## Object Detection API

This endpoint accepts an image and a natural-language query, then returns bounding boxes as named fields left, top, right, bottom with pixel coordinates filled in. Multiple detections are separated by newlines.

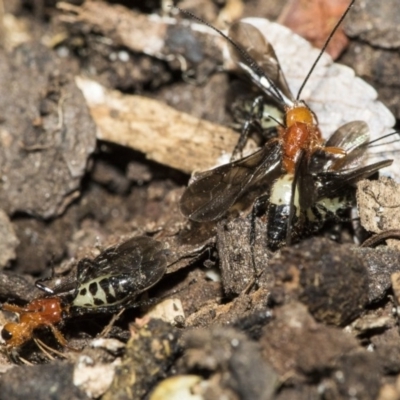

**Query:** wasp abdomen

left=73, top=274, right=134, bottom=308
left=267, top=174, right=300, bottom=247
left=308, top=195, right=352, bottom=225
left=267, top=203, right=292, bottom=248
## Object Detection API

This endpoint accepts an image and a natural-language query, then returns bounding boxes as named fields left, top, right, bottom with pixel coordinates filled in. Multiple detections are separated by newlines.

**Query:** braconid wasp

left=1, top=236, right=167, bottom=349
left=179, top=0, right=395, bottom=249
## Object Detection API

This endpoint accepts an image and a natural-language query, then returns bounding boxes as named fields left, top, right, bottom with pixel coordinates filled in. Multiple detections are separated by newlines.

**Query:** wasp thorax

left=286, top=106, right=314, bottom=127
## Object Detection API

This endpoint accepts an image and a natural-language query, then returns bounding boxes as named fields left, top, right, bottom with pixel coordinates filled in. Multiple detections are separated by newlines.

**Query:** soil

left=1, top=1, right=400, bottom=399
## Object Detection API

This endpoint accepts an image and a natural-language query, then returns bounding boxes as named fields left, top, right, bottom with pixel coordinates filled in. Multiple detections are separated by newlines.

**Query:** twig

left=361, top=229, right=400, bottom=248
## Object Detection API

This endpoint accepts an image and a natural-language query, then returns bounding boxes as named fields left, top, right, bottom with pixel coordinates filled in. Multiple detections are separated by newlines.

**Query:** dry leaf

left=278, top=0, right=351, bottom=59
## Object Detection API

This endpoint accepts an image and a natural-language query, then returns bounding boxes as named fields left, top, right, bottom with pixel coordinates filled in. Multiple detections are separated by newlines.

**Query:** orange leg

left=324, top=146, right=346, bottom=156
left=47, top=324, right=68, bottom=347
left=2, top=303, right=29, bottom=314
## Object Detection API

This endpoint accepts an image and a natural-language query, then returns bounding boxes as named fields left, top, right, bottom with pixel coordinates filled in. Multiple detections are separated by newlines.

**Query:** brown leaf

left=278, top=0, right=351, bottom=59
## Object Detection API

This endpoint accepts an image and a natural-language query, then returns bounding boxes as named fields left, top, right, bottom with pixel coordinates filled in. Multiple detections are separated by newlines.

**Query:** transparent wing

left=180, top=140, right=282, bottom=221
left=228, top=21, right=294, bottom=106
left=315, top=160, right=393, bottom=200
left=85, top=236, right=167, bottom=291
left=325, top=121, right=369, bottom=150
left=309, top=121, right=370, bottom=173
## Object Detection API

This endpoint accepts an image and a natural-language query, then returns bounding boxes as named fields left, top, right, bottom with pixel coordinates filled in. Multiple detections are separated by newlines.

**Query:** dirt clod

left=268, top=238, right=369, bottom=326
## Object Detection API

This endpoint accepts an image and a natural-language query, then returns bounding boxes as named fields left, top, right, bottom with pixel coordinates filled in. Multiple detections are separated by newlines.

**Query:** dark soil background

left=1, top=0, right=400, bottom=399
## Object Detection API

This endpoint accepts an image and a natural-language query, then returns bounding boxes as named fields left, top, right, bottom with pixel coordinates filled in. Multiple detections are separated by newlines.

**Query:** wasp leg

left=47, top=324, right=68, bottom=348
left=231, top=95, right=265, bottom=161
left=324, top=146, right=346, bottom=156
left=2, top=303, right=29, bottom=314
left=35, top=280, right=55, bottom=295
left=100, top=308, right=125, bottom=338
left=35, top=260, right=60, bottom=294
left=47, top=324, right=80, bottom=352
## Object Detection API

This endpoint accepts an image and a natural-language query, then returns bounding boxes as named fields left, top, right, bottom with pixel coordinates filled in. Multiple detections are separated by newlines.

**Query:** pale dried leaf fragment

left=73, top=355, right=120, bottom=398
left=357, top=177, right=400, bottom=250
left=75, top=77, right=254, bottom=174
left=145, top=298, right=185, bottom=325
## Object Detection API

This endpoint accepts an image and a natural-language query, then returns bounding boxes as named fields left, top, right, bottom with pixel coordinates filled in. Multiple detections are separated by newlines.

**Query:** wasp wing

left=309, top=121, right=370, bottom=173
left=86, top=236, right=167, bottom=292
left=315, top=160, right=393, bottom=200
left=180, top=140, right=282, bottom=221
left=325, top=121, right=369, bottom=151
left=228, top=21, right=294, bottom=106
left=307, top=120, right=393, bottom=198
left=325, top=121, right=371, bottom=170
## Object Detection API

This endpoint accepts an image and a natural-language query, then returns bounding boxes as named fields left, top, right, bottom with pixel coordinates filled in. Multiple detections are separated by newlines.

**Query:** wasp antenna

left=174, top=6, right=285, bottom=103
left=35, top=281, right=55, bottom=295
left=15, top=354, right=33, bottom=365
left=366, top=131, right=400, bottom=148
left=268, top=114, right=285, bottom=128
left=33, top=338, right=56, bottom=360
left=296, top=0, right=356, bottom=100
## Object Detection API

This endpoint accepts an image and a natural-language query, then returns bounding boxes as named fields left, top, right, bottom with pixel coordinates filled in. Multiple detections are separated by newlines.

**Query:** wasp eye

left=1, top=328, right=12, bottom=341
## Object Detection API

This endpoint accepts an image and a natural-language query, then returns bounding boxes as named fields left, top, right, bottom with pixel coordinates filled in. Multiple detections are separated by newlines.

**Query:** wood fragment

left=75, top=77, right=252, bottom=174
left=57, top=1, right=222, bottom=63
left=216, top=218, right=269, bottom=297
